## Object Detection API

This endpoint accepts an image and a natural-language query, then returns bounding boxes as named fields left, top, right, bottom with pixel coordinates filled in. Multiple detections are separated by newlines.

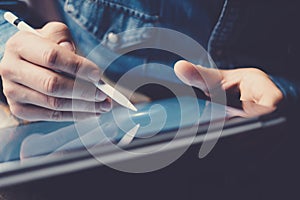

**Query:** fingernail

left=59, top=41, right=76, bottom=52
left=95, top=90, right=107, bottom=101
left=88, top=69, right=101, bottom=83
left=97, top=79, right=105, bottom=85
left=101, top=100, right=112, bottom=112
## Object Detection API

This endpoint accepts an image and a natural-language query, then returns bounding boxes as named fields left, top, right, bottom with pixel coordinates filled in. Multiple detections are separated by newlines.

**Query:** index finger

left=14, top=31, right=101, bottom=83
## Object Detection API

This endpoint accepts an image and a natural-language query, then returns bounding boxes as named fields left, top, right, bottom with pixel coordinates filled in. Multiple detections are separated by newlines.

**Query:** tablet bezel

left=0, top=109, right=286, bottom=188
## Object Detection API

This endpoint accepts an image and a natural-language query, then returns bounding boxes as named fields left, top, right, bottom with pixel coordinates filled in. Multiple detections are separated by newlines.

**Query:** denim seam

left=208, top=0, right=241, bottom=68
left=208, top=0, right=228, bottom=51
left=62, top=0, right=159, bottom=42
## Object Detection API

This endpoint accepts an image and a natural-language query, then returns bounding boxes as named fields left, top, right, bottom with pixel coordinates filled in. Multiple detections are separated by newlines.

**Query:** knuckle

left=47, top=96, right=64, bottom=110
left=10, top=104, right=25, bottom=119
left=79, top=88, right=91, bottom=99
left=5, top=35, right=20, bottom=51
left=50, top=111, right=63, bottom=121
left=43, top=46, right=58, bottom=67
left=55, top=23, right=69, bottom=33
left=71, top=58, right=82, bottom=75
left=249, top=67, right=265, bottom=75
left=44, top=75, right=60, bottom=95
left=273, top=88, right=283, bottom=101
left=3, top=86, right=16, bottom=99
left=0, top=63, right=11, bottom=77
left=44, top=22, right=69, bottom=33
left=6, top=32, right=27, bottom=53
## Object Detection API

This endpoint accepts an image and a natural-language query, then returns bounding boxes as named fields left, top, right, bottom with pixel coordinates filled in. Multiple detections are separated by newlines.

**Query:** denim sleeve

left=0, top=9, right=18, bottom=103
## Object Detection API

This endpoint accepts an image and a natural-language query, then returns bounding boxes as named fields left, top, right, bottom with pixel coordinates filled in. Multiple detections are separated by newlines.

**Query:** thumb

left=174, top=60, right=223, bottom=94
left=38, top=22, right=75, bottom=52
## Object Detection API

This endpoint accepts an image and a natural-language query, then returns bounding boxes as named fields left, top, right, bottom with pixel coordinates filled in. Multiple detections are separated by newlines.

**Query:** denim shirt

left=57, top=0, right=300, bottom=108
left=0, top=0, right=299, bottom=108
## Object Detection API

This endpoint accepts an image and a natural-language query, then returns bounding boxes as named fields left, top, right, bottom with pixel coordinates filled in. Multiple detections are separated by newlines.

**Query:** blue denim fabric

left=57, top=0, right=300, bottom=107
left=207, top=0, right=300, bottom=107
left=0, top=1, right=299, bottom=107
left=57, top=0, right=224, bottom=82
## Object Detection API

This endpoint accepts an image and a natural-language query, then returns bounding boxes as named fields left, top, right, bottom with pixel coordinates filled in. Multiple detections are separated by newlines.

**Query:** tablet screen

left=0, top=96, right=275, bottom=163
left=0, top=95, right=278, bottom=186
left=0, top=97, right=212, bottom=161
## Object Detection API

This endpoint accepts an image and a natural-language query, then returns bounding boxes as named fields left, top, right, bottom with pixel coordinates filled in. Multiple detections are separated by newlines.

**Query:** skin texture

left=0, top=22, right=112, bottom=121
left=174, top=60, right=283, bottom=108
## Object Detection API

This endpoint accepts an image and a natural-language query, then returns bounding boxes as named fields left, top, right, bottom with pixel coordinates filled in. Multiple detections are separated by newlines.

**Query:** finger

left=38, top=22, right=75, bottom=52
left=219, top=70, right=243, bottom=91
left=59, top=41, right=76, bottom=52
left=240, top=90, right=279, bottom=108
left=10, top=31, right=102, bottom=83
left=39, top=22, right=72, bottom=44
left=8, top=102, right=102, bottom=122
left=4, top=59, right=107, bottom=101
left=174, top=60, right=223, bottom=94
left=3, top=80, right=112, bottom=113
left=241, top=101, right=276, bottom=116
left=257, top=91, right=283, bottom=108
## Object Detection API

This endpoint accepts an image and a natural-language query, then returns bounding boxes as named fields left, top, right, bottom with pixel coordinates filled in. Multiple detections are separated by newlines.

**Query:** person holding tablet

left=0, top=0, right=298, bottom=122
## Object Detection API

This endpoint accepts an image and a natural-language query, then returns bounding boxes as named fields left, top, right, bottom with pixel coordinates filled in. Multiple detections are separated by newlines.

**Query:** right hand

left=174, top=60, right=283, bottom=108
left=0, top=22, right=112, bottom=121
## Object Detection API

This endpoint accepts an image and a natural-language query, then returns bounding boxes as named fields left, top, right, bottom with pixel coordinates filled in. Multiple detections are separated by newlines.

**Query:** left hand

left=0, top=22, right=111, bottom=121
left=174, top=60, right=283, bottom=108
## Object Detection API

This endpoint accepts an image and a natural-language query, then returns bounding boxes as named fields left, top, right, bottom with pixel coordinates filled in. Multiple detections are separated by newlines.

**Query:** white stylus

left=117, top=124, right=140, bottom=146
left=4, top=11, right=138, bottom=112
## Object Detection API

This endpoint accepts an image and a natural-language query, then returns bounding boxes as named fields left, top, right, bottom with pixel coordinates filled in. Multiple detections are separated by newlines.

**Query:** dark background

left=0, top=116, right=298, bottom=200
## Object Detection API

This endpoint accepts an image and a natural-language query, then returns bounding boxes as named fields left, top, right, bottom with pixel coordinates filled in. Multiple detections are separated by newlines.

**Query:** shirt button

left=107, top=32, right=119, bottom=44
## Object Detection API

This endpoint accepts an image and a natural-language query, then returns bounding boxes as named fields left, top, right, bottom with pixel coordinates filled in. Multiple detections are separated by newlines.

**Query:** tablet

left=0, top=96, right=285, bottom=187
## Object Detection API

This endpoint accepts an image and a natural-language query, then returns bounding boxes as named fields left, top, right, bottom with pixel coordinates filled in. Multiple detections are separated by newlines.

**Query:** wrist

left=269, top=75, right=299, bottom=110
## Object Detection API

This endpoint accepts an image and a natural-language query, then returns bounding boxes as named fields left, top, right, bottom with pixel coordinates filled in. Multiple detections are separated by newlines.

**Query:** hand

left=174, top=60, right=283, bottom=108
left=0, top=22, right=112, bottom=121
